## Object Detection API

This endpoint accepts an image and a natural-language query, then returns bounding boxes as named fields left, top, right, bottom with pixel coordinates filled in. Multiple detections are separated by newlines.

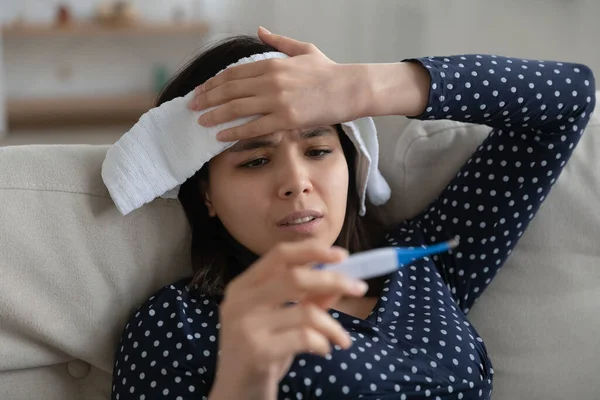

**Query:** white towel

left=101, top=51, right=390, bottom=216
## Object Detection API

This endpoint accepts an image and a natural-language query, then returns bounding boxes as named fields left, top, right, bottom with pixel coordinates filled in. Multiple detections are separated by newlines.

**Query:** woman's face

left=205, top=126, right=349, bottom=256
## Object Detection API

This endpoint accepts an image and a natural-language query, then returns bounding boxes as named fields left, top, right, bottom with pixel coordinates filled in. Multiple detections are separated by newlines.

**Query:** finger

left=197, top=98, right=269, bottom=127
left=306, top=293, right=344, bottom=310
left=271, top=303, right=351, bottom=349
left=257, top=26, right=318, bottom=57
left=251, top=268, right=368, bottom=306
left=196, top=59, right=272, bottom=94
left=241, top=241, right=348, bottom=285
left=216, top=114, right=280, bottom=142
left=191, top=78, right=266, bottom=111
left=270, top=327, right=332, bottom=357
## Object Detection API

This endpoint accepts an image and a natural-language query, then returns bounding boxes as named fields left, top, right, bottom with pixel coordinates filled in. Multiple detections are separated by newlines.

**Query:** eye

left=240, top=157, right=269, bottom=169
left=307, top=149, right=333, bottom=158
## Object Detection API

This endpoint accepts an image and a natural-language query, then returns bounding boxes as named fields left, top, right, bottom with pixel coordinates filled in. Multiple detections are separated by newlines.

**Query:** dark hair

left=157, top=35, right=383, bottom=296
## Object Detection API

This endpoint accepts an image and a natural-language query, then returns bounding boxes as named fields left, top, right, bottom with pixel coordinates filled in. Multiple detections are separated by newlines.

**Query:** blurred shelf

left=1, top=21, right=210, bottom=38
left=0, top=20, right=209, bottom=130
left=7, top=93, right=158, bottom=129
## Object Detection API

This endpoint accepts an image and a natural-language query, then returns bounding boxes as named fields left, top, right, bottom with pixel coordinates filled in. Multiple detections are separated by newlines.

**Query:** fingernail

left=216, top=131, right=228, bottom=141
left=198, top=115, right=207, bottom=126
left=351, top=280, right=368, bottom=295
left=195, top=84, right=204, bottom=93
left=259, top=26, right=271, bottom=34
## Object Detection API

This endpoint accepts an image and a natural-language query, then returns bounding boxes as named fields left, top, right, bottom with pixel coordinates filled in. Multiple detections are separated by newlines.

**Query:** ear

left=201, top=182, right=217, bottom=217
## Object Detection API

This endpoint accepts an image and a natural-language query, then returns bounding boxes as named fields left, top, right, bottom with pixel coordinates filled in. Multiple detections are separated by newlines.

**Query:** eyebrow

left=228, top=127, right=335, bottom=153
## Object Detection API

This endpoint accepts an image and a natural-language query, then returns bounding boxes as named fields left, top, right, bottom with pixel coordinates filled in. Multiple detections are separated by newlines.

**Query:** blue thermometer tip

left=395, top=237, right=460, bottom=266
left=314, top=237, right=460, bottom=279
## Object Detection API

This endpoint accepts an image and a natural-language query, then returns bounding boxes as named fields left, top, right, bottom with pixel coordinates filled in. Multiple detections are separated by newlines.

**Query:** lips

left=277, top=210, right=323, bottom=226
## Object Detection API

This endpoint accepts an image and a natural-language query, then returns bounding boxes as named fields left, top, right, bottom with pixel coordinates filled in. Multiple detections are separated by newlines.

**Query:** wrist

left=338, top=63, right=373, bottom=121
left=361, top=61, right=431, bottom=117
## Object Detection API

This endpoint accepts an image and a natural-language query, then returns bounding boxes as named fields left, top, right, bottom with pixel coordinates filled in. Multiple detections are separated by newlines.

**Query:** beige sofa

left=1, top=95, right=599, bottom=400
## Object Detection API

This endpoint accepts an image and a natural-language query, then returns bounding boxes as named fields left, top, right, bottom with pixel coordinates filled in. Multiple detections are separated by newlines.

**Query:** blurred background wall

left=0, top=0, right=598, bottom=146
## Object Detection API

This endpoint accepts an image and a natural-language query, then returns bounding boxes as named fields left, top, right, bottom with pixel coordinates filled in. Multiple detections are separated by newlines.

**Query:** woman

left=111, top=27, right=596, bottom=399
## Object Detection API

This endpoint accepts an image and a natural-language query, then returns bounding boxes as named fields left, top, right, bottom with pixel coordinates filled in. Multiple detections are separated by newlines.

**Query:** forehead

left=227, top=126, right=338, bottom=153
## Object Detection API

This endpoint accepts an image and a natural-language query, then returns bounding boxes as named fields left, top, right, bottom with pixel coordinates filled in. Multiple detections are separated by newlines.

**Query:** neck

left=215, top=219, right=259, bottom=281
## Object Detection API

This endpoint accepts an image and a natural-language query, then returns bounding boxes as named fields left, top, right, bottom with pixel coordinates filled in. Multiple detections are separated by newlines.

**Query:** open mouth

left=281, top=216, right=319, bottom=226
left=277, top=210, right=323, bottom=227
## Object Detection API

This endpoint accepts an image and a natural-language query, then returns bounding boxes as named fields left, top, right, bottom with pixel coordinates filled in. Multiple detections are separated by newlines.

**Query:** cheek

left=208, top=168, right=267, bottom=220
left=319, top=156, right=350, bottom=211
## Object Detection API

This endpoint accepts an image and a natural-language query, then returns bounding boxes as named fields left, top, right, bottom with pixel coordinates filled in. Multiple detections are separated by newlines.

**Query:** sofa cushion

left=0, top=145, right=193, bottom=399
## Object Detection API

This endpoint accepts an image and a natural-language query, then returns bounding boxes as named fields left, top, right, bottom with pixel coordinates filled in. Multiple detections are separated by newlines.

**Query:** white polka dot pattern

left=112, top=284, right=217, bottom=400
left=404, top=54, right=595, bottom=314
left=111, top=55, right=595, bottom=399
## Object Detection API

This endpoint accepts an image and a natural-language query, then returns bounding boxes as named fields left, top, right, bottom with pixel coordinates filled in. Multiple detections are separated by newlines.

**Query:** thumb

left=258, top=26, right=316, bottom=56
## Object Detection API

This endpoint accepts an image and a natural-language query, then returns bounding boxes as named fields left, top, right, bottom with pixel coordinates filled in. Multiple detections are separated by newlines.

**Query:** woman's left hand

left=188, top=27, right=369, bottom=142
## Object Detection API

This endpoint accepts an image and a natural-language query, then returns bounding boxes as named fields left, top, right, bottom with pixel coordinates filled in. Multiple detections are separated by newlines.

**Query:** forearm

left=357, top=55, right=596, bottom=133
left=357, top=61, right=431, bottom=118
left=396, top=55, right=596, bottom=133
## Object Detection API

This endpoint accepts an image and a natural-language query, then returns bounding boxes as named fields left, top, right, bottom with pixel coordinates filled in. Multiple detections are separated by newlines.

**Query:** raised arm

left=383, top=55, right=596, bottom=313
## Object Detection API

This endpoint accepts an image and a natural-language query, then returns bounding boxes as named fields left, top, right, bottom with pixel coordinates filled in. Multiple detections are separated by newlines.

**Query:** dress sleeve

left=111, top=283, right=219, bottom=400
left=389, top=54, right=596, bottom=314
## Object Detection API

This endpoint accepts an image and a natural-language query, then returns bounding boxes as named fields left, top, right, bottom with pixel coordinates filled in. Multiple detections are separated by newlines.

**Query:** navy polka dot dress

left=111, top=55, right=596, bottom=399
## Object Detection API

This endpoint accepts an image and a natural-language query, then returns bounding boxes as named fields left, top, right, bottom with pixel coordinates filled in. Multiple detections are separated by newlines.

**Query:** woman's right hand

left=209, top=240, right=368, bottom=400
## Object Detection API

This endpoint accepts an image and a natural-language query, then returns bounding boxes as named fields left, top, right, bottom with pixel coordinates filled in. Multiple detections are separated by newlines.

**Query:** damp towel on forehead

left=101, top=51, right=391, bottom=216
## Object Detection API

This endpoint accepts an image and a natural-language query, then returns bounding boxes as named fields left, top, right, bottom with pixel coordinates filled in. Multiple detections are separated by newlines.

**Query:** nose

left=277, top=157, right=314, bottom=199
